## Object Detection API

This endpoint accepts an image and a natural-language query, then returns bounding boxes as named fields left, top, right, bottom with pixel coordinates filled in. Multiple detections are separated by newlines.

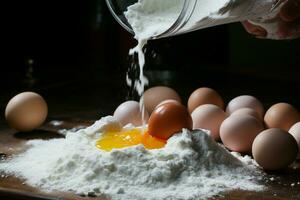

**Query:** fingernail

left=251, top=27, right=267, bottom=37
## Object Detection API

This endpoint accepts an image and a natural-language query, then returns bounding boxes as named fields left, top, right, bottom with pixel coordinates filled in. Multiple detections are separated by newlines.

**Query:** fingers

left=242, top=21, right=267, bottom=37
left=242, top=0, right=300, bottom=40
left=280, top=0, right=300, bottom=22
left=277, top=18, right=300, bottom=39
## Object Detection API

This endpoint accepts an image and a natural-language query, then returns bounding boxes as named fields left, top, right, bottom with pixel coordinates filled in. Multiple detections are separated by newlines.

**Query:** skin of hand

left=242, top=0, right=300, bottom=39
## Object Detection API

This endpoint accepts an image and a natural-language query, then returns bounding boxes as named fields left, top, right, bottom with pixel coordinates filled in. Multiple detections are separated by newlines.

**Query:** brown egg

left=113, top=101, right=149, bottom=126
left=264, top=103, right=300, bottom=131
left=5, top=92, right=48, bottom=132
left=148, top=102, right=192, bottom=140
left=191, top=104, right=226, bottom=140
left=155, top=99, right=181, bottom=109
left=220, top=115, right=264, bottom=153
left=188, top=87, right=224, bottom=113
left=252, top=128, right=298, bottom=170
left=289, top=122, right=300, bottom=159
left=226, top=95, right=264, bottom=119
left=231, top=108, right=262, bottom=121
left=142, top=86, right=181, bottom=114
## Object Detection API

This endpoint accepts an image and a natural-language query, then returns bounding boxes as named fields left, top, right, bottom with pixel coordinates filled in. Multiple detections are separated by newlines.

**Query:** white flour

left=125, top=0, right=184, bottom=40
left=0, top=116, right=264, bottom=200
left=124, top=0, right=283, bottom=99
left=125, top=0, right=282, bottom=42
left=124, top=0, right=184, bottom=97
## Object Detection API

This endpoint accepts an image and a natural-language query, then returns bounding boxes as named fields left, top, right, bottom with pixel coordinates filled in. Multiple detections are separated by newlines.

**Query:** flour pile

left=0, top=116, right=264, bottom=200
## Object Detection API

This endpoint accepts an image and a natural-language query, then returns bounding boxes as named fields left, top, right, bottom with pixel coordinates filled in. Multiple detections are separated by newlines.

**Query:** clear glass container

left=105, top=0, right=137, bottom=35
left=106, top=0, right=284, bottom=39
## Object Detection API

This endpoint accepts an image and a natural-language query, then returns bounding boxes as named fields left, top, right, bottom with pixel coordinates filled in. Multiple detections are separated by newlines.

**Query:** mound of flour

left=0, top=116, right=264, bottom=200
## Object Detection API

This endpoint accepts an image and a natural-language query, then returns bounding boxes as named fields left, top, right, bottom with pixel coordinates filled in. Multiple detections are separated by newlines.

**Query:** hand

left=242, top=0, right=300, bottom=39
left=280, top=0, right=300, bottom=21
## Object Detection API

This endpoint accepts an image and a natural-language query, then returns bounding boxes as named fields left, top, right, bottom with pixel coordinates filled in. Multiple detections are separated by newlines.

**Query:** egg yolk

left=96, top=128, right=166, bottom=151
left=141, top=131, right=166, bottom=149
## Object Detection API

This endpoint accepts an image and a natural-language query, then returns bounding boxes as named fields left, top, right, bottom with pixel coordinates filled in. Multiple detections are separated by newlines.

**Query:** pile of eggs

left=4, top=88, right=300, bottom=171
left=113, top=86, right=300, bottom=171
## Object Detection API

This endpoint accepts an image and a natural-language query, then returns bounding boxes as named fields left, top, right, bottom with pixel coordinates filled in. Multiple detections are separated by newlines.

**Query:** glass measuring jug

left=106, top=0, right=286, bottom=39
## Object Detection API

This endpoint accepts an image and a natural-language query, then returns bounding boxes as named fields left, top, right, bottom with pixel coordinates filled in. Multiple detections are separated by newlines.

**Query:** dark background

left=1, top=0, right=300, bottom=128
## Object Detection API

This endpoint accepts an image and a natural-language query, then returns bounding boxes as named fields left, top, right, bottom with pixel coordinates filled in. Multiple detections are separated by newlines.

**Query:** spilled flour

left=0, top=116, right=264, bottom=200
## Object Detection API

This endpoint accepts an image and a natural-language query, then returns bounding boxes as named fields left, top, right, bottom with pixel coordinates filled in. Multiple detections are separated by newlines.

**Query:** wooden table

left=0, top=119, right=299, bottom=200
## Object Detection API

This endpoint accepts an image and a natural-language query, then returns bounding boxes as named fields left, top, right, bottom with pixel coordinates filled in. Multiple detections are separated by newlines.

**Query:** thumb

left=242, top=21, right=267, bottom=37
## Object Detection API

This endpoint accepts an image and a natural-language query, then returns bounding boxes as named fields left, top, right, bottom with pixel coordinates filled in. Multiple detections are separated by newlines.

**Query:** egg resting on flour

left=0, top=116, right=264, bottom=200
